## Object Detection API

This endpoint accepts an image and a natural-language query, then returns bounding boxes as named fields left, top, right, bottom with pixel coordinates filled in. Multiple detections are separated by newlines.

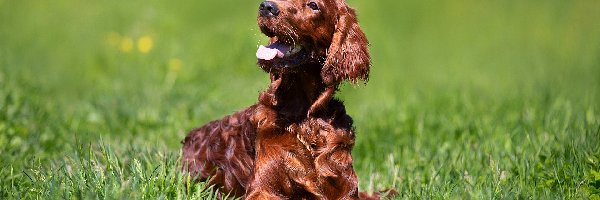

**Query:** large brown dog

left=182, top=0, right=381, bottom=198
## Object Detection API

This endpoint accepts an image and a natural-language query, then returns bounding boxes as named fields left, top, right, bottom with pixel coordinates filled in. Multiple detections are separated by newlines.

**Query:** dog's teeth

left=283, top=45, right=302, bottom=57
left=290, top=46, right=302, bottom=54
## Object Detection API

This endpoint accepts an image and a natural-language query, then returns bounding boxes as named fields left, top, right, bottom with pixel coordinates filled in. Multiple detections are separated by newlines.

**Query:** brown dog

left=182, top=0, right=379, bottom=198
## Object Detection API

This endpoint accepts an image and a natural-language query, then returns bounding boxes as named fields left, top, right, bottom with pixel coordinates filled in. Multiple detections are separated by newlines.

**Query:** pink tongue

left=256, top=42, right=289, bottom=60
left=256, top=45, right=282, bottom=60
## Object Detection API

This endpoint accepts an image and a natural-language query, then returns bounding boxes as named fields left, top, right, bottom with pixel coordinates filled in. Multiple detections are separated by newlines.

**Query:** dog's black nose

left=259, top=1, right=279, bottom=17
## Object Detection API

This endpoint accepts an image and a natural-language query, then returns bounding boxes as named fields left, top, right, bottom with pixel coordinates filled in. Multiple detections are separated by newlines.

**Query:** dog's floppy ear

left=322, top=5, right=370, bottom=85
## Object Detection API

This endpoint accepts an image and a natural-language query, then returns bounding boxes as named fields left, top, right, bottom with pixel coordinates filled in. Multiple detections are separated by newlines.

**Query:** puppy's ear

left=322, top=6, right=370, bottom=85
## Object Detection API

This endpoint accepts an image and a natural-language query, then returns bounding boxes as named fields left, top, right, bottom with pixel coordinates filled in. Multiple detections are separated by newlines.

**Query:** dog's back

left=181, top=105, right=258, bottom=197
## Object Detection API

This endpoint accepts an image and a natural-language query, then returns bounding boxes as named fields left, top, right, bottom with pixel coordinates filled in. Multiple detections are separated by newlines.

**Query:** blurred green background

left=1, top=0, right=599, bottom=198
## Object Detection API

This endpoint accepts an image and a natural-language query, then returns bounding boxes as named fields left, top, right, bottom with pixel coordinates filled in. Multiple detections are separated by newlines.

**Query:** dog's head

left=256, top=0, right=370, bottom=85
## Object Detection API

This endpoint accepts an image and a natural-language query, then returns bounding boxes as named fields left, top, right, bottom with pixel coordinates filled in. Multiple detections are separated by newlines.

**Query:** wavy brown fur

left=181, top=0, right=388, bottom=199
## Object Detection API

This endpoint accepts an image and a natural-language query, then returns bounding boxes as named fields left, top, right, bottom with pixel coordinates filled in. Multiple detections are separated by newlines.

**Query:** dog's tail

left=359, top=189, right=398, bottom=200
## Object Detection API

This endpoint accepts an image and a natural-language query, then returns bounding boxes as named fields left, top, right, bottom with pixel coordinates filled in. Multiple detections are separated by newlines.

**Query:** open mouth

left=256, top=40, right=306, bottom=67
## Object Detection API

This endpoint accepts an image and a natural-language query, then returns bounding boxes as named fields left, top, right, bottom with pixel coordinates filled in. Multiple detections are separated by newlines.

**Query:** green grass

left=1, top=0, right=599, bottom=199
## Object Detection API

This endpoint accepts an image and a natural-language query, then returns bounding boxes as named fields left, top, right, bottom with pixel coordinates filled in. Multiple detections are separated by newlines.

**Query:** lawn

left=1, top=0, right=599, bottom=199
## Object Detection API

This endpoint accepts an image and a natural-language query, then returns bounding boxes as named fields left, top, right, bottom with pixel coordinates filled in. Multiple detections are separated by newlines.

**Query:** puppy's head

left=256, top=0, right=370, bottom=85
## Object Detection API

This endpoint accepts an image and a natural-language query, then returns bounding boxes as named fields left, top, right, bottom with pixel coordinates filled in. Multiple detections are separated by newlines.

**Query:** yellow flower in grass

left=120, top=37, right=134, bottom=53
left=169, top=58, right=182, bottom=72
left=137, top=35, right=154, bottom=53
left=165, top=58, right=183, bottom=89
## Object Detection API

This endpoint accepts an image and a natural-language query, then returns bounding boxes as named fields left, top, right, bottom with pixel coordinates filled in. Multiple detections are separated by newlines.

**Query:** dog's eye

left=307, top=2, right=319, bottom=11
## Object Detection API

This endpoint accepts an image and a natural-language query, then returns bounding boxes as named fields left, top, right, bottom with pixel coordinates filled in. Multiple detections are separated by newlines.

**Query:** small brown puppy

left=182, top=0, right=378, bottom=198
